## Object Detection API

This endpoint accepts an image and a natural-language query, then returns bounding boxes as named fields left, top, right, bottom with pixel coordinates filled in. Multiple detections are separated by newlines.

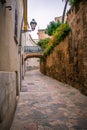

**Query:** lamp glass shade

left=30, top=19, right=37, bottom=31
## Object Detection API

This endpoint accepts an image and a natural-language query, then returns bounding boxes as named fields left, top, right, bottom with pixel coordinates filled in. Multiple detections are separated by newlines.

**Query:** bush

left=45, top=20, right=61, bottom=36
left=53, top=23, right=71, bottom=45
left=37, top=38, right=51, bottom=49
left=44, top=23, right=71, bottom=56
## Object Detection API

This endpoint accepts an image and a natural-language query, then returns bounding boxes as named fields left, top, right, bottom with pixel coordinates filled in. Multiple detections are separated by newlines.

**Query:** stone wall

left=0, top=72, right=16, bottom=130
left=40, top=1, right=87, bottom=95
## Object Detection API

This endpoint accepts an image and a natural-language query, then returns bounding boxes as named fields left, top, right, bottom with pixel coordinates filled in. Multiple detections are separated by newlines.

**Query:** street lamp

left=30, top=19, right=37, bottom=31
left=19, top=17, right=37, bottom=51
left=21, top=19, right=37, bottom=33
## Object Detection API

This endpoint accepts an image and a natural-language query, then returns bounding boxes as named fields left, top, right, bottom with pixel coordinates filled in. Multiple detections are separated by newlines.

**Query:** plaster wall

left=0, top=72, right=16, bottom=130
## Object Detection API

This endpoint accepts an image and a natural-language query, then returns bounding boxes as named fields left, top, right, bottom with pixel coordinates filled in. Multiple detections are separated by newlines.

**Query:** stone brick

left=40, top=1, right=87, bottom=95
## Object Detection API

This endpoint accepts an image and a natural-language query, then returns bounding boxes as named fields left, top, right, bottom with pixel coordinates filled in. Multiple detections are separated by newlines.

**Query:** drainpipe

left=23, top=0, right=28, bottom=31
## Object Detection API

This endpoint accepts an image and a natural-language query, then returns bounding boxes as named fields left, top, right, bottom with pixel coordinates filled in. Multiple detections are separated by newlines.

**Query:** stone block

left=40, top=1, right=87, bottom=95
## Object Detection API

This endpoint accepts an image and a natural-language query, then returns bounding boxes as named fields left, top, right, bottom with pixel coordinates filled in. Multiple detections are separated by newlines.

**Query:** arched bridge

left=24, top=46, right=44, bottom=60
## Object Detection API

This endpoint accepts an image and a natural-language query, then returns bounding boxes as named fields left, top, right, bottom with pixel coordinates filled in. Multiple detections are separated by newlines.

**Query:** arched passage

left=24, top=53, right=44, bottom=61
left=22, top=53, right=45, bottom=78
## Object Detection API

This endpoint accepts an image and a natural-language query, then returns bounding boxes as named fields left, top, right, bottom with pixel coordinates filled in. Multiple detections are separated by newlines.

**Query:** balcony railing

left=24, top=46, right=44, bottom=53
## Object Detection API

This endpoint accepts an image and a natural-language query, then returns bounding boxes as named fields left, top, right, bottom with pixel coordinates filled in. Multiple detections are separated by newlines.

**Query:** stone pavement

left=10, top=70, right=87, bottom=130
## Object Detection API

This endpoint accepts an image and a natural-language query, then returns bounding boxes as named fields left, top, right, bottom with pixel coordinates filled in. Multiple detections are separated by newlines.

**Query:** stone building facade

left=40, top=1, right=87, bottom=95
left=0, top=0, right=23, bottom=129
left=54, top=15, right=67, bottom=22
left=38, top=29, right=51, bottom=40
left=54, top=16, right=62, bottom=22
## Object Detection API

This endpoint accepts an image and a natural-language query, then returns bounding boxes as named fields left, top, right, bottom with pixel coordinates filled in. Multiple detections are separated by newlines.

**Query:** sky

left=27, top=0, right=70, bottom=39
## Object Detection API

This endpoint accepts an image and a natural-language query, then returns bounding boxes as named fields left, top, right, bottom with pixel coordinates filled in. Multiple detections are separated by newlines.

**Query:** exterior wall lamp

left=30, top=19, right=37, bottom=31
left=21, top=18, right=37, bottom=33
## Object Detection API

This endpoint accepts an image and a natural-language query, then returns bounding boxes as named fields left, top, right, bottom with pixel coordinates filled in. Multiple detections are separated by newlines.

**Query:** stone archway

left=22, top=53, right=44, bottom=78
left=24, top=53, right=44, bottom=61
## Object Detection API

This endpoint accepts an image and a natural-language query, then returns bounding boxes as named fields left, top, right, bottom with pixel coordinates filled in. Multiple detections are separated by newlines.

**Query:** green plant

left=53, top=23, right=71, bottom=45
left=44, top=42, right=54, bottom=56
left=40, top=58, right=44, bottom=63
left=37, top=38, right=50, bottom=49
left=45, top=20, right=61, bottom=36
left=44, top=23, right=71, bottom=56
left=69, top=0, right=80, bottom=6
left=70, top=0, right=75, bottom=5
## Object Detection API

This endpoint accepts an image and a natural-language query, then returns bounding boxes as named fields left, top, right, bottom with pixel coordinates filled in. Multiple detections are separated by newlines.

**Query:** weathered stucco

left=0, top=0, right=23, bottom=129
left=0, top=72, right=16, bottom=130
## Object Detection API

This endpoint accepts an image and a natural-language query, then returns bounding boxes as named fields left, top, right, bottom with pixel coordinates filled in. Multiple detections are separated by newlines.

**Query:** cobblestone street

left=11, top=70, right=87, bottom=130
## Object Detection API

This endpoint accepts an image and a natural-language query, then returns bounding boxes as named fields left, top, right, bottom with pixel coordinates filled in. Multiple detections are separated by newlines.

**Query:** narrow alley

left=11, top=69, right=87, bottom=130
